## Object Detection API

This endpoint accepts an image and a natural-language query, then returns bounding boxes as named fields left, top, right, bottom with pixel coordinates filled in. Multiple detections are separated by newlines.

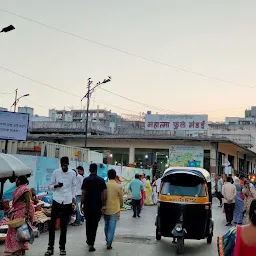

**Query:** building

left=18, top=106, right=34, bottom=116
left=0, top=107, right=8, bottom=111
left=27, top=133, right=256, bottom=176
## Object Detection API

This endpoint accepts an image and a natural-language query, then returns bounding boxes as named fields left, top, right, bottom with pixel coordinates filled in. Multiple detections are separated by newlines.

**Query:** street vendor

left=30, top=188, right=39, bottom=205
left=0, top=198, right=11, bottom=225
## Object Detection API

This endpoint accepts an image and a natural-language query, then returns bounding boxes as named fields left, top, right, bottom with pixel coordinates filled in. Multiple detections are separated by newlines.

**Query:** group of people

left=128, top=173, right=161, bottom=218
left=4, top=157, right=124, bottom=255
left=217, top=174, right=256, bottom=226
left=217, top=174, right=256, bottom=255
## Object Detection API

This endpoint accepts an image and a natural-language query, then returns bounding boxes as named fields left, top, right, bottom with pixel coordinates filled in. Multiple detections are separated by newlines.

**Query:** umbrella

left=0, top=153, right=32, bottom=179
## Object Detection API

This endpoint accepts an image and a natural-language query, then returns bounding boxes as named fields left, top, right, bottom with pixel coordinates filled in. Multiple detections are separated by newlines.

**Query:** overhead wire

left=0, top=8, right=255, bottom=90
left=0, top=66, right=140, bottom=114
left=0, top=9, right=251, bottom=119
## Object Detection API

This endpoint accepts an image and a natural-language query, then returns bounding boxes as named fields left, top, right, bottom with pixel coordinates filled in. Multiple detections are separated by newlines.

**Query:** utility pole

left=81, top=76, right=111, bottom=148
left=14, top=89, right=18, bottom=112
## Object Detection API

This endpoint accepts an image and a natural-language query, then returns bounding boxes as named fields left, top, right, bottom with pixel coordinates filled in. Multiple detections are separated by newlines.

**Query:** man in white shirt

left=45, top=157, right=77, bottom=256
left=72, top=166, right=85, bottom=226
left=156, top=177, right=162, bottom=193
left=222, top=176, right=236, bottom=226
left=216, top=175, right=224, bottom=207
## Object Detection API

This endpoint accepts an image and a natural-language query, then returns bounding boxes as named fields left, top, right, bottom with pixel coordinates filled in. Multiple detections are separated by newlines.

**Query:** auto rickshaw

left=155, top=167, right=214, bottom=254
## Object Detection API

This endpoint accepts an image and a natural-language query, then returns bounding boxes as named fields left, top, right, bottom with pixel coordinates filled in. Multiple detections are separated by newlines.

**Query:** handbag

left=16, top=221, right=34, bottom=244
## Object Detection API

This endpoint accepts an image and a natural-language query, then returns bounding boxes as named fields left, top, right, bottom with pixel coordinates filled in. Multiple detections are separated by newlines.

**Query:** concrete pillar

left=210, top=143, right=217, bottom=174
left=129, top=146, right=135, bottom=165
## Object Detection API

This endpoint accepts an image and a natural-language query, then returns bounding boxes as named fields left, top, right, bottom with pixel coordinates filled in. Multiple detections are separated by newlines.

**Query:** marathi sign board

left=169, top=145, right=204, bottom=168
left=145, top=114, right=208, bottom=131
left=0, top=111, right=29, bottom=141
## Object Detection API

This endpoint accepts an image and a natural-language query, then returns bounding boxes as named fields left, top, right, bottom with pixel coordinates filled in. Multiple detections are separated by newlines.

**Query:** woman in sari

left=4, top=176, right=35, bottom=256
left=217, top=199, right=256, bottom=256
left=243, top=180, right=256, bottom=224
left=233, top=178, right=244, bottom=225
left=144, top=176, right=153, bottom=206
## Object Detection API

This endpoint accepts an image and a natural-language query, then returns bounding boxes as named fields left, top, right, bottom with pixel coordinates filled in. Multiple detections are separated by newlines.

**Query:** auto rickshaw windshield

left=161, top=173, right=206, bottom=197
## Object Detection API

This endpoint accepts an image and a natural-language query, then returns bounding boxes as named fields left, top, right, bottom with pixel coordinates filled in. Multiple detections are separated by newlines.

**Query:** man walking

left=72, top=166, right=85, bottom=226
left=216, top=174, right=224, bottom=207
left=104, top=169, right=123, bottom=250
left=45, top=157, right=77, bottom=256
left=129, top=174, right=144, bottom=218
left=222, top=176, right=236, bottom=226
left=81, top=163, right=107, bottom=252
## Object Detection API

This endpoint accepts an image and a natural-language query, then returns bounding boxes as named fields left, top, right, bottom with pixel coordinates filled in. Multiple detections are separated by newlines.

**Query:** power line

left=1, top=8, right=255, bottom=90
left=0, top=66, right=140, bottom=114
left=0, top=66, right=244, bottom=120
left=99, top=87, right=182, bottom=114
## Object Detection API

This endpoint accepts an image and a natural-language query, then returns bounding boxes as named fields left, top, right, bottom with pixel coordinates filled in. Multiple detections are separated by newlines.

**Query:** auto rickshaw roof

left=162, top=167, right=211, bottom=183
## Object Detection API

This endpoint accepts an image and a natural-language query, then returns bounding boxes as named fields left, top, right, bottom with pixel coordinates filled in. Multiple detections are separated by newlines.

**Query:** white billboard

left=0, top=111, right=29, bottom=141
left=145, top=114, right=208, bottom=131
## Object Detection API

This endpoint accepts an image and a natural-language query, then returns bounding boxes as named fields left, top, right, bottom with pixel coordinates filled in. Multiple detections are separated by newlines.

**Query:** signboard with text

left=145, top=114, right=208, bottom=131
left=0, top=111, right=29, bottom=141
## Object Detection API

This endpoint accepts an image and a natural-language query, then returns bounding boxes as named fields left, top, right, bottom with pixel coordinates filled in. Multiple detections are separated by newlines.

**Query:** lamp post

left=11, top=89, right=30, bottom=112
left=1, top=25, right=15, bottom=33
left=81, top=76, right=111, bottom=148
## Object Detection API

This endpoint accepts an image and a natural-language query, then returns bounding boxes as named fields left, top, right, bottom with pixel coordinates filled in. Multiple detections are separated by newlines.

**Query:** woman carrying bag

left=4, top=176, right=34, bottom=256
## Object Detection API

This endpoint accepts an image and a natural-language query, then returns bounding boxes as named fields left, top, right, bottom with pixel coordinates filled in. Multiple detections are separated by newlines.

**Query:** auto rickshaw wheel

left=156, top=228, right=161, bottom=241
left=207, top=235, right=213, bottom=244
left=177, top=237, right=184, bottom=254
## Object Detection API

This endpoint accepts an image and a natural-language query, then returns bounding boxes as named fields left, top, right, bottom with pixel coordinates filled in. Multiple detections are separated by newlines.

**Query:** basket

left=8, top=218, right=25, bottom=228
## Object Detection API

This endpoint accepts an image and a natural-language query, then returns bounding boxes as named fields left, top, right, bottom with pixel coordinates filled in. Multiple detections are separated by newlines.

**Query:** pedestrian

left=140, top=173, right=146, bottom=208
left=233, top=177, right=244, bottom=225
left=115, top=175, right=123, bottom=219
left=4, top=176, right=35, bottom=256
left=243, top=180, right=256, bottom=224
left=152, top=176, right=158, bottom=205
left=44, top=157, right=77, bottom=256
left=218, top=199, right=256, bottom=255
left=104, top=169, right=123, bottom=250
left=128, top=174, right=144, bottom=218
left=80, top=163, right=107, bottom=252
left=144, top=175, right=153, bottom=206
left=156, top=176, right=161, bottom=194
left=222, top=176, right=236, bottom=226
left=72, top=166, right=85, bottom=226
left=239, top=175, right=246, bottom=186
left=216, top=174, right=224, bottom=207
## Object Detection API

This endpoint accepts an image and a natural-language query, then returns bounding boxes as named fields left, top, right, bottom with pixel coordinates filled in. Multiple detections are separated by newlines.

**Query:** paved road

left=0, top=199, right=228, bottom=255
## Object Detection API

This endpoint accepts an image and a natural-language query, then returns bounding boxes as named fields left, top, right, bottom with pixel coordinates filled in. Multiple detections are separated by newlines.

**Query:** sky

left=1, top=1, right=256, bottom=121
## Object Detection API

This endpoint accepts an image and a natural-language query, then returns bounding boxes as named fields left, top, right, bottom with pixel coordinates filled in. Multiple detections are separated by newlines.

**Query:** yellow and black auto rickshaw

left=155, top=167, right=214, bottom=254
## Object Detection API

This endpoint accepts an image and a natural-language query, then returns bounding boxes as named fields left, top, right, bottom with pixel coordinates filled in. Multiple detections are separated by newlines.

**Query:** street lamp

left=1, top=25, right=15, bottom=33
left=81, top=76, right=112, bottom=148
left=11, top=89, right=29, bottom=112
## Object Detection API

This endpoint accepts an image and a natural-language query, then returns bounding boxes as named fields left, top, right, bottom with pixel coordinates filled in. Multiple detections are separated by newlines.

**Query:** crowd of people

left=217, top=174, right=256, bottom=255
left=3, top=156, right=160, bottom=256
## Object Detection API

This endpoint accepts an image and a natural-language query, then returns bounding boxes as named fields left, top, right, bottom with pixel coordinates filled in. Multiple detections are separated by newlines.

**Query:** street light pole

left=81, top=76, right=112, bottom=148
left=14, top=89, right=18, bottom=112
left=11, top=89, right=30, bottom=112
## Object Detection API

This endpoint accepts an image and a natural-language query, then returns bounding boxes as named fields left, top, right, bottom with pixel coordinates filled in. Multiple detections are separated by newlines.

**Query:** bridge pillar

left=129, top=146, right=135, bottom=165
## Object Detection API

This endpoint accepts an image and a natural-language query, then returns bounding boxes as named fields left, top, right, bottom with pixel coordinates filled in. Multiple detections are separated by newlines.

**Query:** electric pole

left=81, top=76, right=111, bottom=148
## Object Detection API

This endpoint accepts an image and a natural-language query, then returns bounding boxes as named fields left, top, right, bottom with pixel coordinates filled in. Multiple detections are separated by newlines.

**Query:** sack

left=16, top=221, right=34, bottom=244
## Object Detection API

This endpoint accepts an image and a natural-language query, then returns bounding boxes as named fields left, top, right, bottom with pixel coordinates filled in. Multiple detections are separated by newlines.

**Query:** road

left=0, top=199, right=228, bottom=256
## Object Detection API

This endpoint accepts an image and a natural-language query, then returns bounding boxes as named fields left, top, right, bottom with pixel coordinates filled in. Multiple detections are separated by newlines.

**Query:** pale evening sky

left=1, top=1, right=256, bottom=121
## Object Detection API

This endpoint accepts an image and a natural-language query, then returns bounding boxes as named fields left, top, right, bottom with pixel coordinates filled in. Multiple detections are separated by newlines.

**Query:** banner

left=3, top=155, right=151, bottom=199
left=169, top=145, right=204, bottom=168
left=145, top=114, right=208, bottom=131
